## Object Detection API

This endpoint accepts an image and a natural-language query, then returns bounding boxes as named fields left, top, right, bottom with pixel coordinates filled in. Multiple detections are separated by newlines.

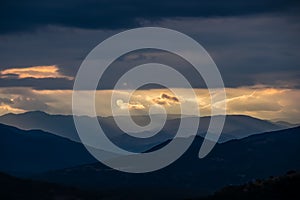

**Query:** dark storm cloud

left=1, top=0, right=299, bottom=34
left=0, top=15, right=299, bottom=90
left=152, top=93, right=180, bottom=105
left=0, top=77, right=73, bottom=90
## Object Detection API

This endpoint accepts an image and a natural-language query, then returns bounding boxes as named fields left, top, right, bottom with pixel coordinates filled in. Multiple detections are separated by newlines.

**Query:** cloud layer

left=0, top=15, right=299, bottom=90
left=1, top=0, right=299, bottom=34
left=0, top=2, right=299, bottom=124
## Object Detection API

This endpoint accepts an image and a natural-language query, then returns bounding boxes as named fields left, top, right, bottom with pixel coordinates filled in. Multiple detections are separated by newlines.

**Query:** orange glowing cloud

left=0, top=104, right=26, bottom=116
left=152, top=93, right=180, bottom=106
left=0, top=65, right=73, bottom=80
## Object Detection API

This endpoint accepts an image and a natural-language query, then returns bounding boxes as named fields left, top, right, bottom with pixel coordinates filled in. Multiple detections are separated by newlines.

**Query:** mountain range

left=32, top=126, right=300, bottom=199
left=0, top=111, right=288, bottom=152
left=0, top=111, right=299, bottom=199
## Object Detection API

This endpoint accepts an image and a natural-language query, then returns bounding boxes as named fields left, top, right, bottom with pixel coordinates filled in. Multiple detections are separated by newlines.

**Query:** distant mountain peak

left=23, top=110, right=49, bottom=115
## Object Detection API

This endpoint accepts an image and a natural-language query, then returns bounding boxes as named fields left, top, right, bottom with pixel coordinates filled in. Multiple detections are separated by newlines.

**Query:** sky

left=0, top=0, right=299, bottom=123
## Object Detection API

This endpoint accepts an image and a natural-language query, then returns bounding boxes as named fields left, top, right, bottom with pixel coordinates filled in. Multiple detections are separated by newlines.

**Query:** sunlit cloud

left=0, top=97, right=14, bottom=105
left=116, top=99, right=145, bottom=110
left=0, top=65, right=73, bottom=80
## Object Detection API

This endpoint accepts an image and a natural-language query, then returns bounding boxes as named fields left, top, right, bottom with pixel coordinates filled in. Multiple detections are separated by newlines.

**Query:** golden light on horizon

left=0, top=87, right=299, bottom=123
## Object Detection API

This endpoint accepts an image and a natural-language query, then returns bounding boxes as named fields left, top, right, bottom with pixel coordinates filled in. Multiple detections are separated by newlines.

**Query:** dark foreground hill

left=0, top=123, right=98, bottom=175
left=1, top=171, right=298, bottom=200
left=196, top=171, right=300, bottom=200
left=0, top=172, right=103, bottom=200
